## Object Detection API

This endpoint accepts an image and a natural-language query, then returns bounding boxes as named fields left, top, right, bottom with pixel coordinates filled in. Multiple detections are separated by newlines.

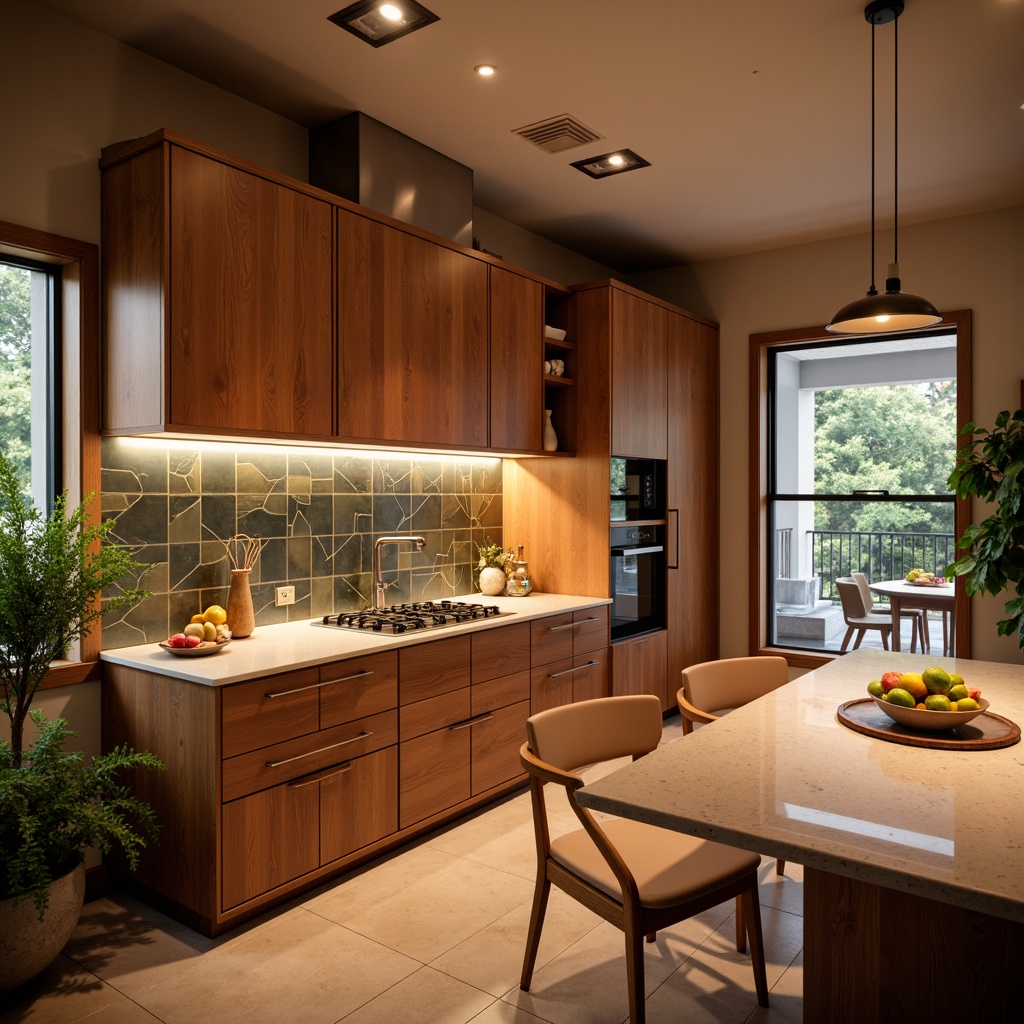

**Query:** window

left=0, top=255, right=61, bottom=509
left=751, top=313, right=972, bottom=668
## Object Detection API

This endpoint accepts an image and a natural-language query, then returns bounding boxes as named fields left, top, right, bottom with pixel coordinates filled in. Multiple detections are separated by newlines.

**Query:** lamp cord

left=869, top=19, right=877, bottom=295
left=893, top=12, right=898, bottom=268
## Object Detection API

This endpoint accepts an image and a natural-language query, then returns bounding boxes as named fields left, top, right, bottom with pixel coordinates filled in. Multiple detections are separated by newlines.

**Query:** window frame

left=749, top=311, right=973, bottom=669
left=1, top=220, right=102, bottom=689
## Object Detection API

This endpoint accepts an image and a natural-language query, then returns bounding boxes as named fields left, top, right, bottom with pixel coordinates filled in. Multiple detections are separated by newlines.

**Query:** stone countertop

left=100, top=593, right=611, bottom=687
left=577, top=648, right=1024, bottom=923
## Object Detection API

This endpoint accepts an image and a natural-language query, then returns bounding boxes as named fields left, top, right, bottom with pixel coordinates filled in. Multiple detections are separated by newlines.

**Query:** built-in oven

left=610, top=524, right=667, bottom=641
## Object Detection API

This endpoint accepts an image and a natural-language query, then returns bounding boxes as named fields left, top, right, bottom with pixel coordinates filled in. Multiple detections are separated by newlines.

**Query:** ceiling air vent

left=513, top=115, right=603, bottom=154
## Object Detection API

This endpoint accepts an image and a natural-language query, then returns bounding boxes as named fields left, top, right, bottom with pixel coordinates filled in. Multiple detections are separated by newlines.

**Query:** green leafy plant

left=946, top=409, right=1024, bottom=648
left=1, top=711, right=163, bottom=917
left=477, top=543, right=513, bottom=576
left=0, top=451, right=148, bottom=762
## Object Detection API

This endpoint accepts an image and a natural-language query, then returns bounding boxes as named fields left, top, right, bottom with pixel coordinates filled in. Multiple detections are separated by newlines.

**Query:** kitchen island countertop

left=100, top=593, right=611, bottom=686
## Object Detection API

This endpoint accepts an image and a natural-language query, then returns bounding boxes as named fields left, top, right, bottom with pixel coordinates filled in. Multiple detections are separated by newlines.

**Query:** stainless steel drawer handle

left=265, top=669, right=373, bottom=698
left=265, top=731, right=373, bottom=767
left=573, top=617, right=602, bottom=626
left=287, top=762, right=353, bottom=788
left=547, top=622, right=575, bottom=632
left=448, top=713, right=495, bottom=731
left=548, top=660, right=600, bottom=679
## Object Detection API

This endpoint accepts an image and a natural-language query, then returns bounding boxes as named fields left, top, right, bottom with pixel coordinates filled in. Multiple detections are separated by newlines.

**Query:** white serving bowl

left=871, top=694, right=989, bottom=731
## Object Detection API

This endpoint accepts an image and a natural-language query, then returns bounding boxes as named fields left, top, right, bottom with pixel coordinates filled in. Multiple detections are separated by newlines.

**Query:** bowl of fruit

left=905, top=568, right=949, bottom=587
left=160, top=605, right=232, bottom=657
left=867, top=667, right=988, bottom=731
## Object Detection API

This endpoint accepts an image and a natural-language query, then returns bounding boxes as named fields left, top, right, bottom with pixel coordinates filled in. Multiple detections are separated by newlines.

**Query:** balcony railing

left=808, top=530, right=956, bottom=601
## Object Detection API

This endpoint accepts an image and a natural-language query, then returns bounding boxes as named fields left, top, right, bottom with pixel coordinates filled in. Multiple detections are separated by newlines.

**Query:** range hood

left=309, top=112, right=473, bottom=246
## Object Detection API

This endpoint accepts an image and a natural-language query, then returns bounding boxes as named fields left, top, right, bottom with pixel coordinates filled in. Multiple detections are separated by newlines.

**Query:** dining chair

left=676, top=655, right=790, bottom=876
left=835, top=577, right=891, bottom=652
left=519, top=695, right=769, bottom=1024
left=851, top=571, right=926, bottom=653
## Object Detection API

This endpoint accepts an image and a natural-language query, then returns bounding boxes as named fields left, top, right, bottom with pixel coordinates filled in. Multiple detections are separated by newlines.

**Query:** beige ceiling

left=36, top=0, right=1024, bottom=271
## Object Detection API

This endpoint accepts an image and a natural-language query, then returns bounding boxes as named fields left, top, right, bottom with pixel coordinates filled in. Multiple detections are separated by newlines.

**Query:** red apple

left=167, top=633, right=188, bottom=648
left=184, top=635, right=202, bottom=648
left=880, top=670, right=903, bottom=694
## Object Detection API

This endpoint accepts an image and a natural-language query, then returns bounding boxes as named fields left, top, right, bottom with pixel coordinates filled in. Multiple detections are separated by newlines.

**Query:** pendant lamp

left=826, top=0, right=940, bottom=335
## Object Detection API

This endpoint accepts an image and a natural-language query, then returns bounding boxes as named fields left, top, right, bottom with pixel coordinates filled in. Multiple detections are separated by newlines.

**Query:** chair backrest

left=835, top=577, right=868, bottom=619
left=526, top=695, right=663, bottom=772
left=680, top=656, right=789, bottom=717
left=851, top=571, right=875, bottom=610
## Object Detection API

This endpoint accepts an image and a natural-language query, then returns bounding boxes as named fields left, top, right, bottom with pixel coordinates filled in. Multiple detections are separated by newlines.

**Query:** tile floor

left=1, top=716, right=804, bottom=1024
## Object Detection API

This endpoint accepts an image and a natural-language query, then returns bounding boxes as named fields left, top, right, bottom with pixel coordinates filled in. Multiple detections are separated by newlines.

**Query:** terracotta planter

left=0, top=861, right=85, bottom=992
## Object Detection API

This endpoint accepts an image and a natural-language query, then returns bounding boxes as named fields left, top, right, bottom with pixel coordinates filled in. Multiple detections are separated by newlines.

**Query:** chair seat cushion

left=549, top=819, right=760, bottom=909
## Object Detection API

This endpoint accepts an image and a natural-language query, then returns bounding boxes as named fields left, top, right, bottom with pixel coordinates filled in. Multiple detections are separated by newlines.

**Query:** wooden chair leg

left=625, top=924, right=647, bottom=1024
left=921, top=612, right=931, bottom=653
left=852, top=627, right=866, bottom=650
left=740, top=887, right=770, bottom=1009
left=776, top=858, right=785, bottom=876
left=880, top=627, right=890, bottom=651
left=841, top=625, right=856, bottom=652
left=520, top=873, right=550, bottom=990
left=645, top=931, right=656, bottom=943
left=909, top=614, right=918, bottom=653
left=735, top=893, right=746, bottom=953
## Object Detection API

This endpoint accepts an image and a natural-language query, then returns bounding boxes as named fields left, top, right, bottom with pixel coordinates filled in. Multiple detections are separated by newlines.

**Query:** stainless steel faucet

left=373, top=535, right=427, bottom=610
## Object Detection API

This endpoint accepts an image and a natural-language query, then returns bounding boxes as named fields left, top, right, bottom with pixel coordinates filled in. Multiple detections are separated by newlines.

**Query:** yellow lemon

left=898, top=673, right=928, bottom=700
left=190, top=613, right=206, bottom=624
left=956, top=697, right=980, bottom=711
left=203, top=604, right=228, bottom=625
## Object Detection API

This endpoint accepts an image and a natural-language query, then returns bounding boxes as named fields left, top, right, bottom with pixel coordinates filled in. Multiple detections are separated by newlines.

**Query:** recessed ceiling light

left=475, top=64, right=497, bottom=77
left=570, top=149, right=651, bottom=179
left=328, top=1, right=440, bottom=47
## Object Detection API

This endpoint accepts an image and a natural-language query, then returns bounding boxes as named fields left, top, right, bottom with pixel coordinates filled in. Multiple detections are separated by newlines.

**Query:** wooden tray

left=837, top=698, right=1021, bottom=750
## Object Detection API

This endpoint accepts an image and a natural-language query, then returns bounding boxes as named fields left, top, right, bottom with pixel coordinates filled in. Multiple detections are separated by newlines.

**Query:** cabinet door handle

left=265, top=669, right=373, bottom=699
left=573, top=616, right=602, bottom=626
left=547, top=622, right=575, bottom=632
left=265, top=731, right=373, bottom=767
left=287, top=762, right=354, bottom=788
left=448, top=713, right=495, bottom=731
left=548, top=660, right=600, bottom=679
left=668, top=508, right=680, bottom=570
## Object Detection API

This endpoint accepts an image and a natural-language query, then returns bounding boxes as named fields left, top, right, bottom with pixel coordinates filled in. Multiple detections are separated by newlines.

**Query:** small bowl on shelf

left=870, top=694, right=989, bottom=731
left=544, top=325, right=567, bottom=341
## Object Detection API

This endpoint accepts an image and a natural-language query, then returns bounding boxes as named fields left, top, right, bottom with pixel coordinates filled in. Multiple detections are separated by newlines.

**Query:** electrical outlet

left=275, top=586, right=295, bottom=607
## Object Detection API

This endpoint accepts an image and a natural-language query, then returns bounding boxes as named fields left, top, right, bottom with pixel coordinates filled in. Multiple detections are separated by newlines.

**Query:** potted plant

left=0, top=452, right=164, bottom=992
left=476, top=542, right=512, bottom=596
left=946, top=409, right=1024, bottom=651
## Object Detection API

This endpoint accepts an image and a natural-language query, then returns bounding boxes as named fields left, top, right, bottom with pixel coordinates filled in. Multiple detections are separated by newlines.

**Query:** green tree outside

left=0, top=262, right=33, bottom=497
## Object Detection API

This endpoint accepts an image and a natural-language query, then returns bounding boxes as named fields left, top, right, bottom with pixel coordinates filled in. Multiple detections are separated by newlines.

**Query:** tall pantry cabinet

left=503, top=280, right=719, bottom=710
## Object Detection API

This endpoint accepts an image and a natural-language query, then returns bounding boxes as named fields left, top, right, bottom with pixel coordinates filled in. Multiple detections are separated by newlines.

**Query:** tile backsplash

left=100, top=438, right=503, bottom=649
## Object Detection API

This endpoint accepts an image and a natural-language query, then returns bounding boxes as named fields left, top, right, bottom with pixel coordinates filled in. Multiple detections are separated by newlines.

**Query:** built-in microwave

left=610, top=524, right=667, bottom=641
left=610, top=458, right=664, bottom=522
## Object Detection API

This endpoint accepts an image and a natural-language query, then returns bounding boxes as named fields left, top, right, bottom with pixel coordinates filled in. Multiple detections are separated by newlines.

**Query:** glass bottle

left=506, top=545, right=533, bottom=597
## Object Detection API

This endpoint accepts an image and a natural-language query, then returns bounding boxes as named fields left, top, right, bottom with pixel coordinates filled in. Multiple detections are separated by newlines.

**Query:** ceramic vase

left=543, top=409, right=558, bottom=452
left=479, top=566, right=507, bottom=596
left=226, top=568, right=255, bottom=638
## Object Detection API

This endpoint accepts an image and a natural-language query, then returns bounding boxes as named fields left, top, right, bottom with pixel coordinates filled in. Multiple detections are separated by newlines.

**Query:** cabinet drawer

left=399, top=635, right=471, bottom=704
left=221, top=667, right=320, bottom=759
left=530, top=657, right=574, bottom=714
left=472, top=622, right=530, bottom=682
left=222, top=710, right=397, bottom=802
left=399, top=688, right=471, bottom=742
left=531, top=614, right=574, bottom=666
left=399, top=726, right=471, bottom=829
left=471, top=699, right=529, bottom=795
left=573, top=647, right=609, bottom=703
left=321, top=746, right=398, bottom=864
left=320, top=651, right=398, bottom=729
left=472, top=670, right=530, bottom=715
left=221, top=777, right=320, bottom=911
left=573, top=606, right=609, bottom=654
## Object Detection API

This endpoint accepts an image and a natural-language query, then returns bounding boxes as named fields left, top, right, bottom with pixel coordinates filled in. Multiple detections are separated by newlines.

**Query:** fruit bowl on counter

left=866, top=666, right=989, bottom=731
left=871, top=693, right=989, bottom=731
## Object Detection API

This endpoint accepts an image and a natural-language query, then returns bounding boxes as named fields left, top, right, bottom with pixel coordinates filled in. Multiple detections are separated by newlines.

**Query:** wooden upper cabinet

left=490, top=268, right=543, bottom=451
left=101, top=135, right=334, bottom=437
left=336, top=210, right=488, bottom=448
left=611, top=290, right=668, bottom=459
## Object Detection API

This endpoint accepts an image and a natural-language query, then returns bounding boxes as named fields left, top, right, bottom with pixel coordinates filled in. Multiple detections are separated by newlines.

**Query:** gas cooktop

left=313, top=600, right=510, bottom=635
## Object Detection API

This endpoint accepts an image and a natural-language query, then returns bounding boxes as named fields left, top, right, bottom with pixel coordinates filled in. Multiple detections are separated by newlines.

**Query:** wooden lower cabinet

left=102, top=605, right=608, bottom=936
left=611, top=630, right=669, bottom=708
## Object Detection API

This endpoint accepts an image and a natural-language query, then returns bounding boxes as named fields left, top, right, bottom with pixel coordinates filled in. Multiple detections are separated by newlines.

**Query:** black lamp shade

left=827, top=286, right=941, bottom=334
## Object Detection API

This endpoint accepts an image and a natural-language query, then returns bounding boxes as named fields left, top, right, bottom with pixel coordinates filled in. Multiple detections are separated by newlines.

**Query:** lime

left=922, top=667, right=952, bottom=695
left=924, top=694, right=952, bottom=712
left=887, top=688, right=916, bottom=708
left=956, top=697, right=980, bottom=711
left=948, top=684, right=969, bottom=702
left=949, top=673, right=965, bottom=687
left=867, top=680, right=884, bottom=698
